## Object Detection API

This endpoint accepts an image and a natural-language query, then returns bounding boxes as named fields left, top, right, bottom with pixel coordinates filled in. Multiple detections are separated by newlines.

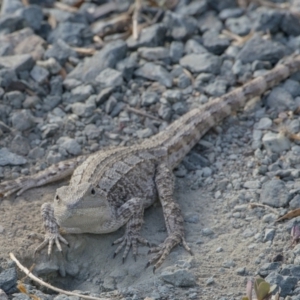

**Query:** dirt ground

left=0, top=105, right=287, bottom=300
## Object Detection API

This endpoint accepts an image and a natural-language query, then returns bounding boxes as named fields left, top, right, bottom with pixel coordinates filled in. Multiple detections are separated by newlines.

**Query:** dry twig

left=9, top=253, right=110, bottom=300
left=72, top=47, right=96, bottom=56
left=126, top=106, right=162, bottom=122
left=133, top=0, right=142, bottom=39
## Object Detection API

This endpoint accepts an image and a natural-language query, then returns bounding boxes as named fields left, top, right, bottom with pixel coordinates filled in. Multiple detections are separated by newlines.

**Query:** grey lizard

left=1, top=54, right=300, bottom=271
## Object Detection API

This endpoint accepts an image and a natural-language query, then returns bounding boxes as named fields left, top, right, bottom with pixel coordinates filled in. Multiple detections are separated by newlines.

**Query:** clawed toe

left=34, top=233, right=69, bottom=256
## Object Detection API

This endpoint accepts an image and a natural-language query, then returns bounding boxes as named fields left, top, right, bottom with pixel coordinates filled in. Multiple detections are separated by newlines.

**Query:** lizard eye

left=55, top=195, right=60, bottom=201
left=91, top=188, right=95, bottom=195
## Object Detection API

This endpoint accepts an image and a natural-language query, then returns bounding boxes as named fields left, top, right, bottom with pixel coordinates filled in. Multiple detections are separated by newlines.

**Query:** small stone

left=70, top=85, right=94, bottom=103
left=95, top=68, right=123, bottom=88
left=184, top=213, right=200, bottom=224
left=0, top=289, right=8, bottom=300
left=28, top=147, right=45, bottom=159
left=11, top=110, right=35, bottom=131
left=236, top=267, right=246, bottom=275
left=202, top=30, right=230, bottom=55
left=136, top=128, right=153, bottom=139
left=0, top=148, right=27, bottom=166
left=263, top=228, right=276, bottom=242
left=4, top=91, right=25, bottom=109
left=134, top=62, right=172, bottom=87
left=163, top=90, right=182, bottom=103
left=266, top=87, right=296, bottom=111
left=46, top=151, right=63, bottom=164
left=169, top=41, right=184, bottom=63
left=96, top=87, right=114, bottom=105
left=37, top=57, right=62, bottom=74
left=257, top=117, right=272, bottom=130
left=44, top=39, right=77, bottom=65
left=16, top=5, right=43, bottom=31
left=202, top=228, right=213, bottom=236
left=0, top=268, right=17, bottom=293
left=141, top=92, right=159, bottom=106
left=206, top=277, right=215, bottom=285
left=10, top=135, right=30, bottom=156
left=260, top=179, right=289, bottom=208
left=289, top=194, right=300, bottom=209
left=138, top=47, right=169, bottom=61
left=30, top=65, right=49, bottom=83
left=180, top=53, right=221, bottom=74
left=225, top=16, right=251, bottom=36
left=204, top=79, right=227, bottom=97
left=160, top=268, right=196, bottom=287
left=262, top=132, right=291, bottom=154
left=57, top=137, right=81, bottom=156
left=0, top=54, right=34, bottom=72
left=243, top=180, right=261, bottom=189
left=72, top=102, right=95, bottom=118
left=185, top=39, right=207, bottom=54
left=238, top=35, right=286, bottom=64
left=127, top=23, right=166, bottom=49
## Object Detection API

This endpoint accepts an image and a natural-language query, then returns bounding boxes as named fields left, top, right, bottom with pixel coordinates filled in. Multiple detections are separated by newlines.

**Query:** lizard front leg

left=112, top=198, right=149, bottom=262
left=147, top=163, right=192, bottom=272
left=0, top=156, right=86, bottom=197
left=34, top=203, right=69, bottom=255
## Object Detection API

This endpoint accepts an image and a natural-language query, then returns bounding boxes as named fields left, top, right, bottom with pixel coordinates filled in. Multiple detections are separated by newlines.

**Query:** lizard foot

left=112, top=234, right=150, bottom=263
left=0, top=177, right=35, bottom=197
left=146, top=232, right=192, bottom=272
left=34, top=232, right=69, bottom=256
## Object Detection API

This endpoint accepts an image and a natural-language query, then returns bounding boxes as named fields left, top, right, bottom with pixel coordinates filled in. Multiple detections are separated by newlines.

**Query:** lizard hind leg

left=112, top=197, right=150, bottom=262
left=147, top=163, right=192, bottom=272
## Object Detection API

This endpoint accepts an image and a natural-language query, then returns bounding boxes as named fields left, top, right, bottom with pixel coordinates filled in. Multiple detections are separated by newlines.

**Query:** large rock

left=0, top=54, right=34, bottom=72
left=67, top=40, right=127, bottom=83
left=0, top=148, right=27, bottom=166
left=160, top=268, right=196, bottom=287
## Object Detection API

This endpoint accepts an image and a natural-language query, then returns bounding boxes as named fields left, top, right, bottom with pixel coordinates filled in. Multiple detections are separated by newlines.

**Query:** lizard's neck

left=147, top=58, right=300, bottom=169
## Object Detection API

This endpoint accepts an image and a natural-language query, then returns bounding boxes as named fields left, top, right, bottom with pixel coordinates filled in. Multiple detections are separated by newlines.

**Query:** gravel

left=1, top=0, right=300, bottom=299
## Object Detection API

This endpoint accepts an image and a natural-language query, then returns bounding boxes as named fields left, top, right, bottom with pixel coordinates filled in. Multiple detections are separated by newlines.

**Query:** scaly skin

left=1, top=54, right=300, bottom=271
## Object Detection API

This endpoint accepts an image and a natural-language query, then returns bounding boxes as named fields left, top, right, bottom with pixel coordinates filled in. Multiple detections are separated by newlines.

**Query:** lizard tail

left=153, top=54, right=300, bottom=169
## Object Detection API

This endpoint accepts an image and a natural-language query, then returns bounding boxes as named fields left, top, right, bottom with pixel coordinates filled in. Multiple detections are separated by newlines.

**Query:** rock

left=30, top=65, right=49, bottom=84
left=0, top=268, right=17, bottom=293
left=163, top=90, right=182, bottom=103
left=260, top=179, right=289, bottom=208
left=266, top=87, right=296, bottom=111
left=202, top=30, right=230, bottom=55
left=46, top=151, right=63, bottom=164
left=257, top=117, right=272, bottom=130
left=219, top=8, right=244, bottom=20
left=176, top=1, right=207, bottom=16
left=137, top=47, right=169, bottom=61
left=207, top=0, right=237, bottom=12
left=169, top=41, right=184, bottom=63
left=67, top=40, right=127, bottom=83
left=263, top=228, right=276, bottom=242
left=1, top=0, right=23, bottom=14
left=134, top=62, right=172, bottom=87
left=10, top=135, right=30, bottom=156
left=95, top=68, right=123, bottom=88
left=136, top=128, right=152, bottom=139
left=16, top=5, right=43, bottom=31
left=0, top=289, right=8, bottom=300
left=96, top=87, right=114, bottom=105
left=57, top=137, right=81, bottom=156
left=37, top=57, right=62, bottom=74
left=4, top=91, right=25, bottom=109
left=251, top=7, right=283, bottom=33
left=184, top=39, right=207, bottom=55
left=44, top=39, right=77, bottom=65
left=160, top=268, right=196, bottom=287
left=281, top=12, right=300, bottom=36
left=0, top=54, right=34, bottom=72
left=282, top=79, right=300, bottom=97
left=265, top=272, right=297, bottom=297
left=70, top=85, right=94, bottom=103
left=141, top=92, right=159, bottom=106
left=0, top=14, right=26, bottom=34
left=71, top=101, right=95, bottom=118
left=180, top=53, right=221, bottom=74
left=199, top=12, right=223, bottom=32
left=163, top=11, right=198, bottom=40
left=225, top=16, right=251, bottom=36
left=238, top=35, right=286, bottom=64
left=28, top=147, right=45, bottom=159
left=0, top=148, right=27, bottom=166
left=204, top=79, right=227, bottom=96
left=184, top=213, right=200, bottom=224
left=127, top=23, right=166, bottom=49
left=243, top=180, right=261, bottom=189
left=262, top=132, right=291, bottom=154
left=47, top=21, right=86, bottom=46
left=289, top=194, right=300, bottom=209
left=116, top=54, right=137, bottom=81
left=11, top=109, right=35, bottom=131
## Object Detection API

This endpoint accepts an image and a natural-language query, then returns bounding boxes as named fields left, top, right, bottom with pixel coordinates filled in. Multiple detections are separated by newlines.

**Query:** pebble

left=266, top=87, right=296, bottom=111
left=262, top=132, right=291, bottom=154
left=0, top=267, right=17, bottom=293
left=159, top=268, right=196, bottom=287
left=57, top=137, right=81, bottom=156
left=134, top=62, right=172, bottom=87
left=260, top=179, right=289, bottom=208
left=0, top=148, right=27, bottom=166
left=95, top=68, right=123, bottom=88
left=0, top=54, right=34, bottom=72
left=225, top=16, right=251, bottom=36
left=257, top=117, right=272, bottom=130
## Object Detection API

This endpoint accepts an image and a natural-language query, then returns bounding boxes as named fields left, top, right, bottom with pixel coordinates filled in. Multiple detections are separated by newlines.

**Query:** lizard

left=1, top=54, right=300, bottom=272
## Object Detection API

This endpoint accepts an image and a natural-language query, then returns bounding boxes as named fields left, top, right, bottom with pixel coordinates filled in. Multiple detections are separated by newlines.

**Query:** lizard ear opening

left=91, top=188, right=96, bottom=195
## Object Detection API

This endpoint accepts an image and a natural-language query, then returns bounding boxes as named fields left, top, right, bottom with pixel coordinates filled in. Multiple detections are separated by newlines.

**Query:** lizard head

left=53, top=182, right=111, bottom=232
